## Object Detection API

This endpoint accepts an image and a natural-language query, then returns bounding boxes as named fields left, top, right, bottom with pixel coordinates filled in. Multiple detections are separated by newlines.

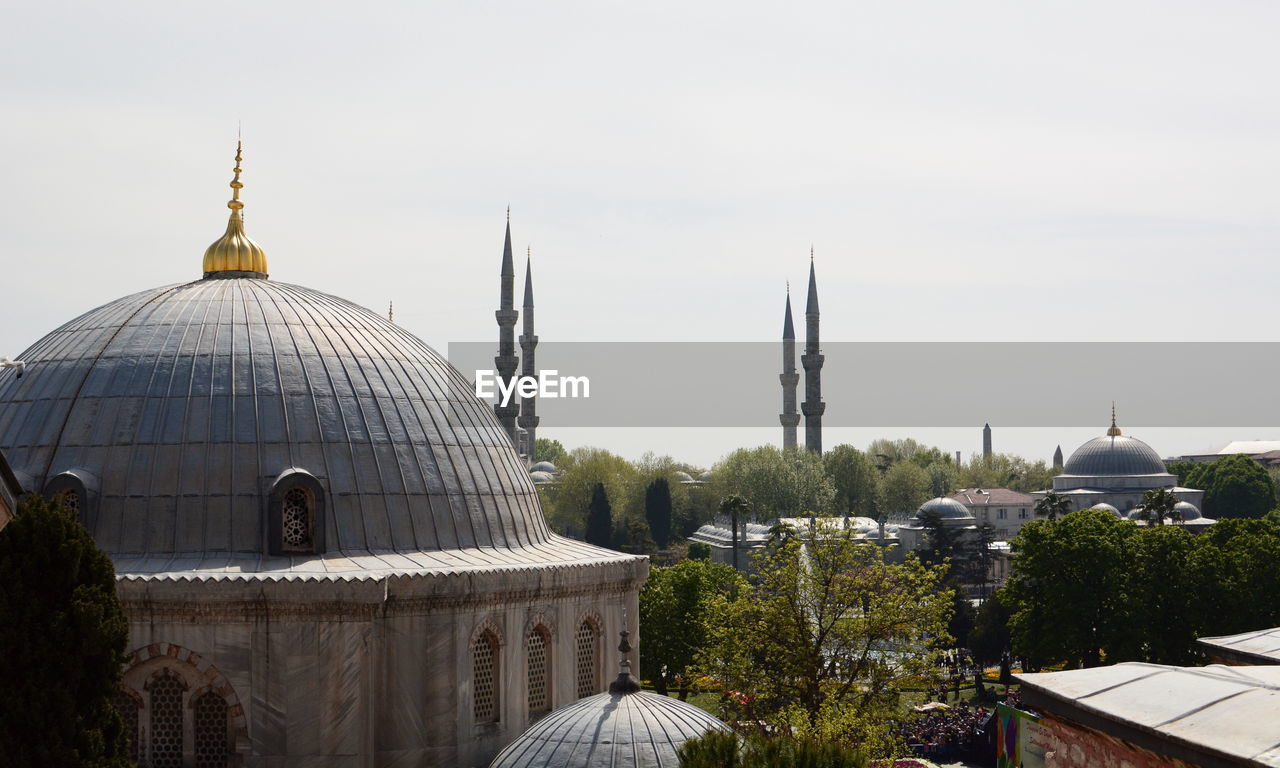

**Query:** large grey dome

left=489, top=688, right=728, bottom=768
left=916, top=497, right=973, bottom=521
left=1062, top=435, right=1167, bottom=476
left=0, top=277, right=550, bottom=558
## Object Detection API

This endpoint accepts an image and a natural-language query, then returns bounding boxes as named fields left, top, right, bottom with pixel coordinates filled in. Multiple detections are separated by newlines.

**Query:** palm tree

left=1034, top=491, right=1072, bottom=522
left=1141, top=488, right=1179, bottom=527
left=719, top=494, right=752, bottom=570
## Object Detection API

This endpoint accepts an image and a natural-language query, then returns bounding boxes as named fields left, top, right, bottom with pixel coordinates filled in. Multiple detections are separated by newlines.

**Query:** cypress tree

left=0, top=495, right=132, bottom=767
left=644, top=477, right=673, bottom=549
left=585, top=482, right=613, bottom=547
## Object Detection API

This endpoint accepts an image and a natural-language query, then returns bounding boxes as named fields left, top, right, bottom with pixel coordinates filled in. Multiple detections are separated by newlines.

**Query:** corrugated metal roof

left=1199, top=628, right=1280, bottom=665
left=1017, top=662, right=1280, bottom=766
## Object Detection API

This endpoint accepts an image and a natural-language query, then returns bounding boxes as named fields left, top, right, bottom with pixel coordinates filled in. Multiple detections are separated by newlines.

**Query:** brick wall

left=1034, top=713, right=1199, bottom=768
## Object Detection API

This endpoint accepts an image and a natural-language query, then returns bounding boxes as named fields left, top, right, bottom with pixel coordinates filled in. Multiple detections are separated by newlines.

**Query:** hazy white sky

left=3, top=1, right=1277, bottom=466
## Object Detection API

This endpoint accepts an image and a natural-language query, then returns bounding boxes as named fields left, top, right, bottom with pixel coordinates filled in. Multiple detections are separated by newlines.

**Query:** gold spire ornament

left=1107, top=402, right=1122, bottom=436
left=202, top=141, right=269, bottom=278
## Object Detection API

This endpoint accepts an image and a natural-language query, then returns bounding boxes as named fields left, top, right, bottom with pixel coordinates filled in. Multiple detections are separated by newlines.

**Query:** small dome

left=529, top=471, right=554, bottom=484
left=1088, top=503, right=1120, bottom=515
left=672, top=471, right=694, bottom=483
left=490, top=656, right=728, bottom=768
left=915, top=497, right=973, bottom=521
left=1063, top=436, right=1167, bottom=476
left=697, top=471, right=712, bottom=482
left=1174, top=501, right=1202, bottom=521
left=530, top=461, right=557, bottom=473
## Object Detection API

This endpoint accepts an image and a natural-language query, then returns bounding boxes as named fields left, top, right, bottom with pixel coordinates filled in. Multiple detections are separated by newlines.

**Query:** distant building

left=947, top=487, right=1035, bottom=540
left=1034, top=409, right=1204, bottom=518
left=1173, top=440, right=1280, bottom=469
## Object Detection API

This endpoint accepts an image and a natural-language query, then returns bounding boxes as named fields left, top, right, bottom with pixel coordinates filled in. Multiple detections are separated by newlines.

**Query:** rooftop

left=1199, top=627, right=1280, bottom=666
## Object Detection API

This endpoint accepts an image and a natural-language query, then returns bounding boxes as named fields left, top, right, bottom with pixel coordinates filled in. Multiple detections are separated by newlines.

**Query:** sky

left=2, top=1, right=1278, bottom=467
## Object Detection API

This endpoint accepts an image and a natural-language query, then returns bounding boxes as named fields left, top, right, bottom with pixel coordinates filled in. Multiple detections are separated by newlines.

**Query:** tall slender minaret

left=518, top=249, right=539, bottom=465
left=1053, top=445, right=1064, bottom=469
left=801, top=251, right=825, bottom=454
left=982, top=423, right=993, bottom=458
left=494, top=209, right=520, bottom=447
left=779, top=284, right=799, bottom=450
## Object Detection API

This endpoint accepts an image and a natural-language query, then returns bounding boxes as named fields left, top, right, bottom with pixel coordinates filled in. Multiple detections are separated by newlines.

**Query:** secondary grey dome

left=916, top=497, right=973, bottom=521
left=1174, top=501, right=1202, bottom=521
left=672, top=470, right=694, bottom=483
left=530, top=461, right=558, bottom=473
left=1089, top=502, right=1121, bottom=516
left=490, top=685, right=727, bottom=768
left=0, top=277, right=549, bottom=557
left=1062, top=435, right=1167, bottom=477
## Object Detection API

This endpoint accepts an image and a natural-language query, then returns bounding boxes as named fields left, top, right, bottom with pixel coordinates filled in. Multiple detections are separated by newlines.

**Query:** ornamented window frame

left=574, top=612, right=603, bottom=699
left=267, top=468, right=326, bottom=555
left=43, top=468, right=99, bottom=530
left=524, top=613, right=554, bottom=719
left=470, top=619, right=504, bottom=726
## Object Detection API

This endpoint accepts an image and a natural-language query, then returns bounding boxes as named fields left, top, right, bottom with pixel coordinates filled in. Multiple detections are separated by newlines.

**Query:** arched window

left=43, top=469, right=96, bottom=528
left=268, top=469, right=326, bottom=555
left=281, top=486, right=313, bottom=551
left=473, top=630, right=500, bottom=723
left=147, top=671, right=187, bottom=768
left=575, top=619, right=600, bottom=699
left=527, top=626, right=551, bottom=718
left=110, top=688, right=141, bottom=764
left=194, top=691, right=230, bottom=768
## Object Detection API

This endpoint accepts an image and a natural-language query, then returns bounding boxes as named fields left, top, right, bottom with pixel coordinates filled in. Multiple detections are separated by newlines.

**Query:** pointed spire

left=782, top=289, right=795, bottom=340
left=501, top=211, right=514, bottom=278
left=1107, top=402, right=1122, bottom=436
left=202, top=140, right=268, bottom=278
left=607, top=625, right=641, bottom=694
left=388, top=301, right=394, bottom=323
left=805, top=255, right=819, bottom=314
left=523, top=247, right=534, bottom=308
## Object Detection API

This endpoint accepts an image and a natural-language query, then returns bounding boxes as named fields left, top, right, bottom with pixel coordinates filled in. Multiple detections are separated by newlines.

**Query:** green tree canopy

left=711, top=446, right=834, bottom=520
left=1185, top=454, right=1277, bottom=519
left=958, top=453, right=1056, bottom=493
left=550, top=447, right=635, bottom=536
left=645, top=478, right=675, bottom=549
left=822, top=445, right=879, bottom=518
left=639, top=559, right=745, bottom=697
left=678, top=731, right=868, bottom=768
left=0, top=495, right=132, bottom=767
left=533, top=437, right=567, bottom=465
left=696, top=525, right=952, bottom=755
left=878, top=460, right=931, bottom=515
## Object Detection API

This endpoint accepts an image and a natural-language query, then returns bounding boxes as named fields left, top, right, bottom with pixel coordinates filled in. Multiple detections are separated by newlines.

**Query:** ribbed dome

left=0, top=277, right=549, bottom=556
left=1174, top=501, right=1202, bottom=521
left=916, top=497, right=973, bottom=521
left=489, top=689, right=728, bottom=768
left=1063, top=435, right=1167, bottom=476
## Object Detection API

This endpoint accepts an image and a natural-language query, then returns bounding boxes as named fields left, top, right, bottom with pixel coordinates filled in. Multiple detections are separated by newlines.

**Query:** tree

left=1127, top=525, right=1204, bottom=664
left=550, top=447, right=635, bottom=537
left=697, top=526, right=952, bottom=754
left=1186, top=454, right=1277, bottom=519
left=688, top=541, right=711, bottom=560
left=926, top=460, right=957, bottom=498
left=0, top=495, right=132, bottom=767
left=1004, top=510, right=1136, bottom=668
left=533, top=437, right=567, bottom=465
left=1140, top=487, right=1178, bottom=526
left=1033, top=491, right=1071, bottom=522
left=611, top=515, right=655, bottom=554
left=822, top=445, right=879, bottom=518
left=711, top=446, right=835, bottom=519
left=678, top=731, right=868, bottom=768
left=878, top=460, right=930, bottom=515
left=958, top=453, right=1056, bottom=493
left=719, top=494, right=751, bottom=571
left=585, top=482, right=613, bottom=547
left=639, top=559, right=744, bottom=697
left=645, top=478, right=675, bottom=549
left=969, top=590, right=1012, bottom=666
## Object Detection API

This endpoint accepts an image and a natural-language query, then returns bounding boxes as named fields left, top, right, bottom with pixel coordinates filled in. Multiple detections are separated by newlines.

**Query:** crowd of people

left=899, top=700, right=990, bottom=759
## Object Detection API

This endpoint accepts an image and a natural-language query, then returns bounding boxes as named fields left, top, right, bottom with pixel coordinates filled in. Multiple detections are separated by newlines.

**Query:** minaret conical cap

left=202, top=141, right=268, bottom=278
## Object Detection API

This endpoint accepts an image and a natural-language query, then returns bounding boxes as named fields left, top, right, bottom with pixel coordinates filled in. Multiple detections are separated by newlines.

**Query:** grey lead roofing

left=0, top=277, right=572, bottom=562
left=1061, top=435, right=1170, bottom=477
left=488, top=689, right=729, bottom=768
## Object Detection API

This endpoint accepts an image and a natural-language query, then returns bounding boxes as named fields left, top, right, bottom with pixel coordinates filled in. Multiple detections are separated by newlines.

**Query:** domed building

left=0, top=145, right=646, bottom=767
left=1035, top=409, right=1204, bottom=516
left=896, top=496, right=978, bottom=553
left=490, top=630, right=727, bottom=768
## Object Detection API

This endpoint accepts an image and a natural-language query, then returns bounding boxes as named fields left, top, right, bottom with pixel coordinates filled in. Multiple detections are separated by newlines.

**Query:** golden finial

left=1107, top=402, right=1122, bottom=436
left=202, top=140, right=268, bottom=278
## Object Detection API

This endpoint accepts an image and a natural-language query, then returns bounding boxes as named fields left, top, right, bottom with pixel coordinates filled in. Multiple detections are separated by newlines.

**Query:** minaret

left=801, top=251, right=825, bottom=454
left=779, top=284, right=799, bottom=450
left=517, top=248, right=540, bottom=466
left=494, top=209, right=520, bottom=447
left=983, top=423, right=993, bottom=458
left=1053, top=445, right=1064, bottom=469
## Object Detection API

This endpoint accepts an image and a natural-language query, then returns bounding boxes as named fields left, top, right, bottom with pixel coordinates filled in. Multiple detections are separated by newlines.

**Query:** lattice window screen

left=110, top=689, right=140, bottom=764
left=61, top=490, right=81, bottom=517
left=194, top=691, right=230, bottom=767
left=527, top=628, right=550, bottom=717
left=149, top=674, right=184, bottom=768
left=473, top=632, right=499, bottom=723
left=575, top=620, right=599, bottom=699
left=282, top=487, right=313, bottom=550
